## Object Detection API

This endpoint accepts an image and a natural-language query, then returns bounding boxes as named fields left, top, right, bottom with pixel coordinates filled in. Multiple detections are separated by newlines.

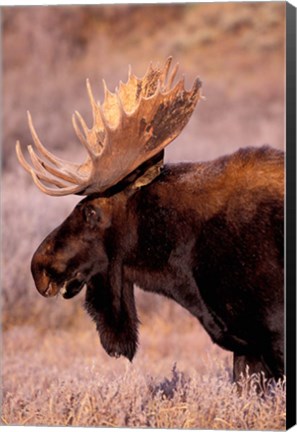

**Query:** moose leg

left=233, top=352, right=273, bottom=382
left=84, top=273, right=139, bottom=361
left=261, top=332, right=284, bottom=381
left=232, top=351, right=282, bottom=395
left=169, top=275, right=249, bottom=353
left=233, top=316, right=284, bottom=388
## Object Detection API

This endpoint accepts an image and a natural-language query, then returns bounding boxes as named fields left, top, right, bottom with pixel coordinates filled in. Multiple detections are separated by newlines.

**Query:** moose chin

left=16, top=58, right=284, bottom=382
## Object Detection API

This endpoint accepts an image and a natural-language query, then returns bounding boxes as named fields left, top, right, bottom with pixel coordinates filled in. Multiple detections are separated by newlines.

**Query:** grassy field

left=2, top=295, right=286, bottom=428
left=2, top=3, right=286, bottom=429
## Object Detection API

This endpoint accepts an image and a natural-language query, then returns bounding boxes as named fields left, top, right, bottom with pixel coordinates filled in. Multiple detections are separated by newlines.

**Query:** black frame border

left=286, top=1, right=296, bottom=429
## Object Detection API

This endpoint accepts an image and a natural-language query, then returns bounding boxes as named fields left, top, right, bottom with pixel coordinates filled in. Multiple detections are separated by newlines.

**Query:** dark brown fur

left=31, top=146, right=284, bottom=381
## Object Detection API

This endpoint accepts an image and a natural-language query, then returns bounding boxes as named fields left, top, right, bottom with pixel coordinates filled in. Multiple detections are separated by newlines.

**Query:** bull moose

left=16, top=58, right=284, bottom=382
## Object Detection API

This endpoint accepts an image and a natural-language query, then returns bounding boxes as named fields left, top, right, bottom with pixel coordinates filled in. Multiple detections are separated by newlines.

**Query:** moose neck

left=84, top=150, right=165, bottom=199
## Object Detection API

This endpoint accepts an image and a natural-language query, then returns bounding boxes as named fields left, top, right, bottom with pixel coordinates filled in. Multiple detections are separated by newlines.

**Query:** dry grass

left=2, top=313, right=286, bottom=429
left=2, top=3, right=286, bottom=429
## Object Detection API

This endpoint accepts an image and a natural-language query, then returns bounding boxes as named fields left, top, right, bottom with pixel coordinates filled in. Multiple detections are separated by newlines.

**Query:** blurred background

left=3, top=2, right=285, bottom=325
left=2, top=4, right=286, bottom=427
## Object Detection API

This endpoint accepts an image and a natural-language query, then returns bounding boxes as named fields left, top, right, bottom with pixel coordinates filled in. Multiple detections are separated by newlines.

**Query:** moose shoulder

left=16, top=59, right=284, bottom=382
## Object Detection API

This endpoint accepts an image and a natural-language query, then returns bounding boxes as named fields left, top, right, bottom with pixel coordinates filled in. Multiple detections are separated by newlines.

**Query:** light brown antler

left=16, top=57, right=202, bottom=196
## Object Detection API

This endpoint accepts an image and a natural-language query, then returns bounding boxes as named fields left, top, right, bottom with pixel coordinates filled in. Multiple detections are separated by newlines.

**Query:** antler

left=16, top=57, right=202, bottom=196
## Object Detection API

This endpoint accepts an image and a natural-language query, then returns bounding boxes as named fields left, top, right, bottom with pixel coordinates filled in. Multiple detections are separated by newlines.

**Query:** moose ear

left=83, top=203, right=112, bottom=229
left=83, top=205, right=101, bottom=228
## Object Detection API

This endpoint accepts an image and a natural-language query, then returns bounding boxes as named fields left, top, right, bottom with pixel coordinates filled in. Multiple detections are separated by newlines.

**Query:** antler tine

left=115, top=87, right=125, bottom=119
left=27, top=111, right=73, bottom=170
left=28, top=146, right=65, bottom=187
left=28, top=146, right=72, bottom=188
left=16, top=140, right=35, bottom=174
left=159, top=56, right=173, bottom=88
left=101, top=79, right=113, bottom=128
left=72, top=112, right=98, bottom=159
left=145, top=61, right=154, bottom=78
left=86, top=78, right=106, bottom=133
left=190, top=77, right=203, bottom=98
left=127, top=64, right=132, bottom=80
left=74, top=107, right=107, bottom=152
left=30, top=169, right=84, bottom=196
left=73, top=110, right=89, bottom=138
left=164, top=56, right=173, bottom=73
left=19, top=111, right=88, bottom=189
left=27, top=112, right=85, bottom=184
left=28, top=145, right=83, bottom=185
left=165, top=62, right=179, bottom=92
left=172, top=74, right=185, bottom=94
left=16, top=141, right=73, bottom=189
left=86, top=78, right=96, bottom=113
left=102, top=79, right=110, bottom=100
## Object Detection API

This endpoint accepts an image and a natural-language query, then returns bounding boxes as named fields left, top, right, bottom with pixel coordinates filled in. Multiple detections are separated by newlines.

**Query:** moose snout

left=30, top=226, right=66, bottom=297
left=31, top=244, right=60, bottom=297
left=31, top=263, right=60, bottom=298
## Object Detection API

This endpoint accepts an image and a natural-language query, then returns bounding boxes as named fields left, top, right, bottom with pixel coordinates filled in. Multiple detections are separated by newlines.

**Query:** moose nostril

left=44, top=282, right=55, bottom=297
left=43, top=268, right=55, bottom=280
left=42, top=269, right=52, bottom=282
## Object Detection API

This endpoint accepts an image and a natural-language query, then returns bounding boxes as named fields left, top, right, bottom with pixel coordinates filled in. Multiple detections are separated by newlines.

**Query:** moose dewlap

left=16, top=58, right=284, bottom=383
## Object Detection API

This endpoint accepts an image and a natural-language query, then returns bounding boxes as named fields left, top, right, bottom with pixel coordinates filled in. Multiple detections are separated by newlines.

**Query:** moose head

left=17, top=58, right=202, bottom=300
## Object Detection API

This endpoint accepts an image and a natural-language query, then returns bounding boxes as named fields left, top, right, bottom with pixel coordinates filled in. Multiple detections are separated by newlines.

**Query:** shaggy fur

left=31, top=146, right=284, bottom=381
